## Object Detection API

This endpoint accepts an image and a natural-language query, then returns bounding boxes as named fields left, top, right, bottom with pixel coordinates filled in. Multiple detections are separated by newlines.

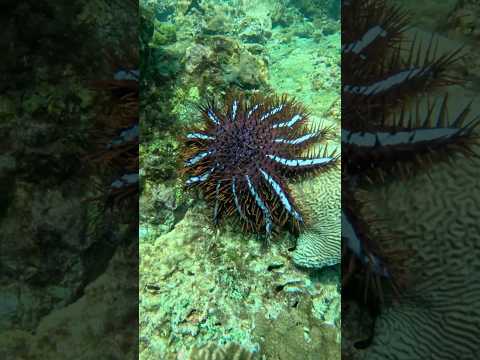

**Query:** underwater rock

left=266, top=31, right=340, bottom=116
left=270, top=3, right=303, bottom=28
left=140, top=182, right=181, bottom=235
left=0, top=182, right=91, bottom=331
left=0, top=330, right=33, bottom=360
left=254, top=297, right=339, bottom=360
left=244, top=43, right=266, bottom=55
left=0, top=290, right=19, bottom=330
left=222, top=50, right=268, bottom=88
left=150, top=21, right=177, bottom=47
left=203, top=14, right=232, bottom=35
left=291, top=0, right=339, bottom=20
left=291, top=167, right=341, bottom=269
left=312, top=17, right=339, bottom=38
left=291, top=21, right=316, bottom=39
left=183, top=35, right=268, bottom=90
left=1, top=1, right=139, bottom=358
left=239, top=16, right=272, bottom=44
left=0, top=244, right=138, bottom=359
left=0, top=154, right=16, bottom=178
left=184, top=44, right=214, bottom=75
left=140, top=206, right=259, bottom=358
left=140, top=201, right=340, bottom=359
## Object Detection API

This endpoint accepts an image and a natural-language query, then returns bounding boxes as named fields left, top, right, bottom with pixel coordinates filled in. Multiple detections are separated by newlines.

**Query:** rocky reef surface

left=139, top=0, right=341, bottom=359
left=1, top=1, right=138, bottom=359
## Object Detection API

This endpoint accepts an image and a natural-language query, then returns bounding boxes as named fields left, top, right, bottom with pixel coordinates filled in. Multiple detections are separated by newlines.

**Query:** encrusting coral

left=291, top=166, right=341, bottom=269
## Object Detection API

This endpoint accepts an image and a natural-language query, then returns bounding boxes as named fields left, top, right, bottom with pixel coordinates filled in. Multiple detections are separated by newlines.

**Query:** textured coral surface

left=354, top=113, right=480, bottom=359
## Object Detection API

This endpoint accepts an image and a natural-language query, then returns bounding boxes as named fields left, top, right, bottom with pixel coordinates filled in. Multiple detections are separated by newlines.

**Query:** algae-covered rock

left=184, top=44, right=214, bottom=75
left=239, top=16, right=272, bottom=44
left=0, top=97, right=16, bottom=124
left=183, top=35, right=268, bottom=90
left=0, top=244, right=138, bottom=360
left=2, top=2, right=139, bottom=358
left=222, top=49, right=268, bottom=89
left=292, top=0, right=339, bottom=20
left=150, top=21, right=177, bottom=47
left=254, top=297, right=339, bottom=360
left=266, top=30, right=340, bottom=115
left=140, top=201, right=340, bottom=359
left=203, top=14, right=232, bottom=35
left=0, top=180, right=93, bottom=331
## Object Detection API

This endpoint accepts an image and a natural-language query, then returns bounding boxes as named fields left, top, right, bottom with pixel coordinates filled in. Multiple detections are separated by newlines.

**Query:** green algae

left=150, top=21, right=177, bottom=47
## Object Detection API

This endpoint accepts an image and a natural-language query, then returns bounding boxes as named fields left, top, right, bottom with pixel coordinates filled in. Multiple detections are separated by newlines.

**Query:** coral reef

left=265, top=22, right=341, bottom=271
left=140, top=0, right=341, bottom=358
left=0, top=243, right=138, bottom=360
left=182, top=35, right=269, bottom=91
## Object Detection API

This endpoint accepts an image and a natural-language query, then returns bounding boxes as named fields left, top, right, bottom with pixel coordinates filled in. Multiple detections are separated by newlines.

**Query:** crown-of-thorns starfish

left=182, top=93, right=338, bottom=237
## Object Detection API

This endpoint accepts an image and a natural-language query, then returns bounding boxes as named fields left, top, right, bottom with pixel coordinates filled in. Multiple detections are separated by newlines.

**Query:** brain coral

left=187, top=342, right=256, bottom=360
left=361, top=140, right=480, bottom=359
left=291, top=165, right=341, bottom=269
